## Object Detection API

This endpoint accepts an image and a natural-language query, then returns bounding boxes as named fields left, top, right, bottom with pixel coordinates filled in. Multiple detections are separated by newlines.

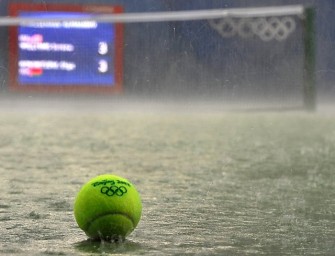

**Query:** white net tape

left=0, top=5, right=304, bottom=26
left=209, top=16, right=296, bottom=41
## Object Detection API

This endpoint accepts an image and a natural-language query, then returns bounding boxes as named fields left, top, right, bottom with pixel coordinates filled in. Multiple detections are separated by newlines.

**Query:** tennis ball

left=74, top=174, right=142, bottom=241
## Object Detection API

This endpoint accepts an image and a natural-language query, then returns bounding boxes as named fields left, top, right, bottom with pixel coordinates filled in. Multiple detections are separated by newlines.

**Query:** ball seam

left=85, top=212, right=135, bottom=232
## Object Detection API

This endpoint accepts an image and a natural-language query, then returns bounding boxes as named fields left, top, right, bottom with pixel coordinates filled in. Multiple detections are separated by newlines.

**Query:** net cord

left=0, top=5, right=304, bottom=26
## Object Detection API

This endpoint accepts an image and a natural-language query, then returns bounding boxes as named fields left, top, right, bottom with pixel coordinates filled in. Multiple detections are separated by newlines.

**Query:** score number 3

left=98, top=42, right=109, bottom=73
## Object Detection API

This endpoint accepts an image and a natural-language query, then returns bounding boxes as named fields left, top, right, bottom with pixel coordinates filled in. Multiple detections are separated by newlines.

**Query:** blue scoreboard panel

left=9, top=4, right=124, bottom=93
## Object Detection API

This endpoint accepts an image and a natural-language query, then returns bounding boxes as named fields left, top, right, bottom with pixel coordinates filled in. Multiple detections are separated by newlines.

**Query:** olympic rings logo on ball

left=100, top=185, right=128, bottom=197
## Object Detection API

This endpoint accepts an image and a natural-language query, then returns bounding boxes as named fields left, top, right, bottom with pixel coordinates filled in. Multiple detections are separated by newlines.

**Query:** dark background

left=0, top=0, right=334, bottom=100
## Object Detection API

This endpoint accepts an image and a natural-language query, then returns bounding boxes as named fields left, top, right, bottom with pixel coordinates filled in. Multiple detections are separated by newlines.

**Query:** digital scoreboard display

left=8, top=4, right=124, bottom=93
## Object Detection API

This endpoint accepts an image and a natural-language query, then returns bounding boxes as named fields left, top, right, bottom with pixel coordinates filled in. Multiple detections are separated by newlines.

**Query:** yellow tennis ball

left=74, top=174, right=142, bottom=241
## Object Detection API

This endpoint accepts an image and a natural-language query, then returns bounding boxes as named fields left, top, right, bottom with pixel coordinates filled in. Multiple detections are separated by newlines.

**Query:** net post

left=303, top=6, right=316, bottom=111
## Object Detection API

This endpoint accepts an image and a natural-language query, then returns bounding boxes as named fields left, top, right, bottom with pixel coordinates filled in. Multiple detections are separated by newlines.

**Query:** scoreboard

left=8, top=4, right=124, bottom=93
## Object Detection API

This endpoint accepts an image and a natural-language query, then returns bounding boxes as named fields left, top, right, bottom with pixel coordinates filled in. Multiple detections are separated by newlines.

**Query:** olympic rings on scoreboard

left=208, top=16, right=296, bottom=41
left=101, top=185, right=128, bottom=197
